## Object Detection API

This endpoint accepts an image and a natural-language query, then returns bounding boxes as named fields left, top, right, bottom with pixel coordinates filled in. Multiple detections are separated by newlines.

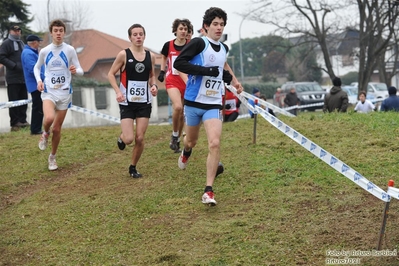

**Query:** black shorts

left=119, top=103, right=152, bottom=120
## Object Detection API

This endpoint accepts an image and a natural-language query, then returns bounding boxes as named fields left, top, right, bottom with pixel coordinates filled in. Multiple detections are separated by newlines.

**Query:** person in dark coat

left=380, top=86, right=399, bottom=112
left=323, top=77, right=348, bottom=113
left=284, top=87, right=300, bottom=115
left=0, top=25, right=28, bottom=131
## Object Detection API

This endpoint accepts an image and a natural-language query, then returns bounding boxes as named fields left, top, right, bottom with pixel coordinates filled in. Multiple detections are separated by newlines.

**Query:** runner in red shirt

left=158, top=18, right=192, bottom=153
left=223, top=87, right=241, bottom=122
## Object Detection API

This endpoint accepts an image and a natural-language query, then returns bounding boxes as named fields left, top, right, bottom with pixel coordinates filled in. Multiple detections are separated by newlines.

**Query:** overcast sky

left=23, top=0, right=270, bottom=52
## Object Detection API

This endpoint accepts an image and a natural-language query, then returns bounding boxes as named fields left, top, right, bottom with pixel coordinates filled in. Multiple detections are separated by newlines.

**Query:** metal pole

left=377, top=179, right=394, bottom=250
left=238, top=4, right=271, bottom=83
left=239, top=18, right=245, bottom=83
left=168, top=96, right=172, bottom=125
left=47, top=0, right=50, bottom=25
left=377, top=201, right=390, bottom=250
left=253, top=99, right=258, bottom=144
left=239, top=12, right=251, bottom=83
left=47, top=0, right=51, bottom=44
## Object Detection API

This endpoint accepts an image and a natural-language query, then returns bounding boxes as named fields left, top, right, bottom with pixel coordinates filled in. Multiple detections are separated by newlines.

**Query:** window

left=72, top=87, right=83, bottom=107
left=95, top=87, right=107, bottom=110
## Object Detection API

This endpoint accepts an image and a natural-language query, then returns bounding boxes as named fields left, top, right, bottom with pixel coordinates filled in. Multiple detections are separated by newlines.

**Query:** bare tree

left=34, top=0, right=92, bottom=32
left=356, top=0, right=399, bottom=92
left=246, top=0, right=349, bottom=80
left=247, top=0, right=399, bottom=92
left=372, top=1, right=399, bottom=87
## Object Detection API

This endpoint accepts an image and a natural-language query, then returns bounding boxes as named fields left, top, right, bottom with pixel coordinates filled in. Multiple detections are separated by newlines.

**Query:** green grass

left=1, top=111, right=399, bottom=265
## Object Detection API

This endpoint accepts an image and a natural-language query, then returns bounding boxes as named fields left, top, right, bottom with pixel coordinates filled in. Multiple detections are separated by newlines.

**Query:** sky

left=22, top=0, right=270, bottom=52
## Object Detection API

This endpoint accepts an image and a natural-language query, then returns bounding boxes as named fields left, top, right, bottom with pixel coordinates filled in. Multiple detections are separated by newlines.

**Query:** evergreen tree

left=0, top=0, right=32, bottom=40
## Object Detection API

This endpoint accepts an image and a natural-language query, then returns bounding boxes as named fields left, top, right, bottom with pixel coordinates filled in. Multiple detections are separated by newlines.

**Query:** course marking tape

left=240, top=91, right=295, bottom=117
left=387, top=186, right=399, bottom=200
left=0, top=99, right=32, bottom=109
left=283, top=102, right=323, bottom=111
left=70, top=105, right=120, bottom=124
left=228, top=86, right=390, bottom=202
left=0, top=100, right=120, bottom=123
left=241, top=91, right=386, bottom=112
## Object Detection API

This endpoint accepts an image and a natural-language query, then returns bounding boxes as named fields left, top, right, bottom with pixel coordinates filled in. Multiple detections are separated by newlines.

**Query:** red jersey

left=165, top=40, right=187, bottom=90
left=224, top=88, right=240, bottom=115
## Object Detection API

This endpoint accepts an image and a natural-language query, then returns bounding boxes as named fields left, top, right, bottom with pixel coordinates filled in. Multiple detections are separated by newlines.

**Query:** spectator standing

left=273, top=87, right=284, bottom=108
left=248, top=87, right=261, bottom=118
left=284, top=87, right=300, bottom=115
left=354, top=91, right=375, bottom=113
left=323, top=77, right=349, bottom=113
left=380, top=86, right=399, bottom=112
left=0, top=25, right=29, bottom=131
left=21, top=35, right=45, bottom=135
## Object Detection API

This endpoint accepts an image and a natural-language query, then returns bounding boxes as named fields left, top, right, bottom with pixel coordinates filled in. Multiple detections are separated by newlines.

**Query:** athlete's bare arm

left=108, top=50, right=126, bottom=102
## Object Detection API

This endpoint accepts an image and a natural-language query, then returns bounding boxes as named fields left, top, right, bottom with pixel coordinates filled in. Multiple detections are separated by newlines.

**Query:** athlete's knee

left=185, top=138, right=197, bottom=149
left=208, top=137, right=221, bottom=150
left=174, top=104, right=183, bottom=113
left=51, top=125, right=61, bottom=135
left=124, top=135, right=134, bottom=145
left=43, top=116, right=54, bottom=126
left=135, top=134, right=145, bottom=145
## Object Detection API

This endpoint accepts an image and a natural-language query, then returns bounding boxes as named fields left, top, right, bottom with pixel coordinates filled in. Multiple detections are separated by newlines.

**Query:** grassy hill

left=1, top=111, right=399, bottom=265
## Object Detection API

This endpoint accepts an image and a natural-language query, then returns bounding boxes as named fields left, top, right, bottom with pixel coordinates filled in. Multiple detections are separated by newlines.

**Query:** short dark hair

left=128, top=24, right=146, bottom=37
left=359, top=90, right=367, bottom=97
left=49, top=19, right=66, bottom=33
left=172, top=19, right=192, bottom=36
left=202, top=7, right=227, bottom=33
left=332, top=77, right=342, bottom=86
left=388, top=86, right=397, bottom=95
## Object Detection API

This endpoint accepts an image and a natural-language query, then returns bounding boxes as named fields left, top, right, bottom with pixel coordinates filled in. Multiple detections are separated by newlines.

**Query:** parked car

left=342, top=86, right=375, bottom=105
left=281, top=81, right=326, bottom=111
left=350, top=82, right=389, bottom=99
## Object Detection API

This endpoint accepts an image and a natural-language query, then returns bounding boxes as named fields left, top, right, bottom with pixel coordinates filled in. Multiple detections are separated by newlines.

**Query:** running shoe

left=39, top=132, right=49, bottom=151
left=202, top=191, right=217, bottom=206
left=169, top=135, right=178, bottom=151
left=174, top=141, right=181, bottom=153
left=215, top=162, right=224, bottom=177
left=48, top=154, right=58, bottom=171
left=129, top=166, right=143, bottom=178
left=117, top=136, right=126, bottom=150
left=178, top=149, right=190, bottom=170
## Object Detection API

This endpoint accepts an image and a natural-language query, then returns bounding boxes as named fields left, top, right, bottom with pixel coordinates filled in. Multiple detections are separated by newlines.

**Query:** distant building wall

left=87, top=62, right=113, bottom=83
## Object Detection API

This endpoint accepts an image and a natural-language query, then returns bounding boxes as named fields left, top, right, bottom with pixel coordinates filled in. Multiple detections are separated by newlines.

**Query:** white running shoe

left=48, top=154, right=58, bottom=171
left=202, top=191, right=217, bottom=206
left=178, top=150, right=190, bottom=170
left=38, top=132, right=49, bottom=151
